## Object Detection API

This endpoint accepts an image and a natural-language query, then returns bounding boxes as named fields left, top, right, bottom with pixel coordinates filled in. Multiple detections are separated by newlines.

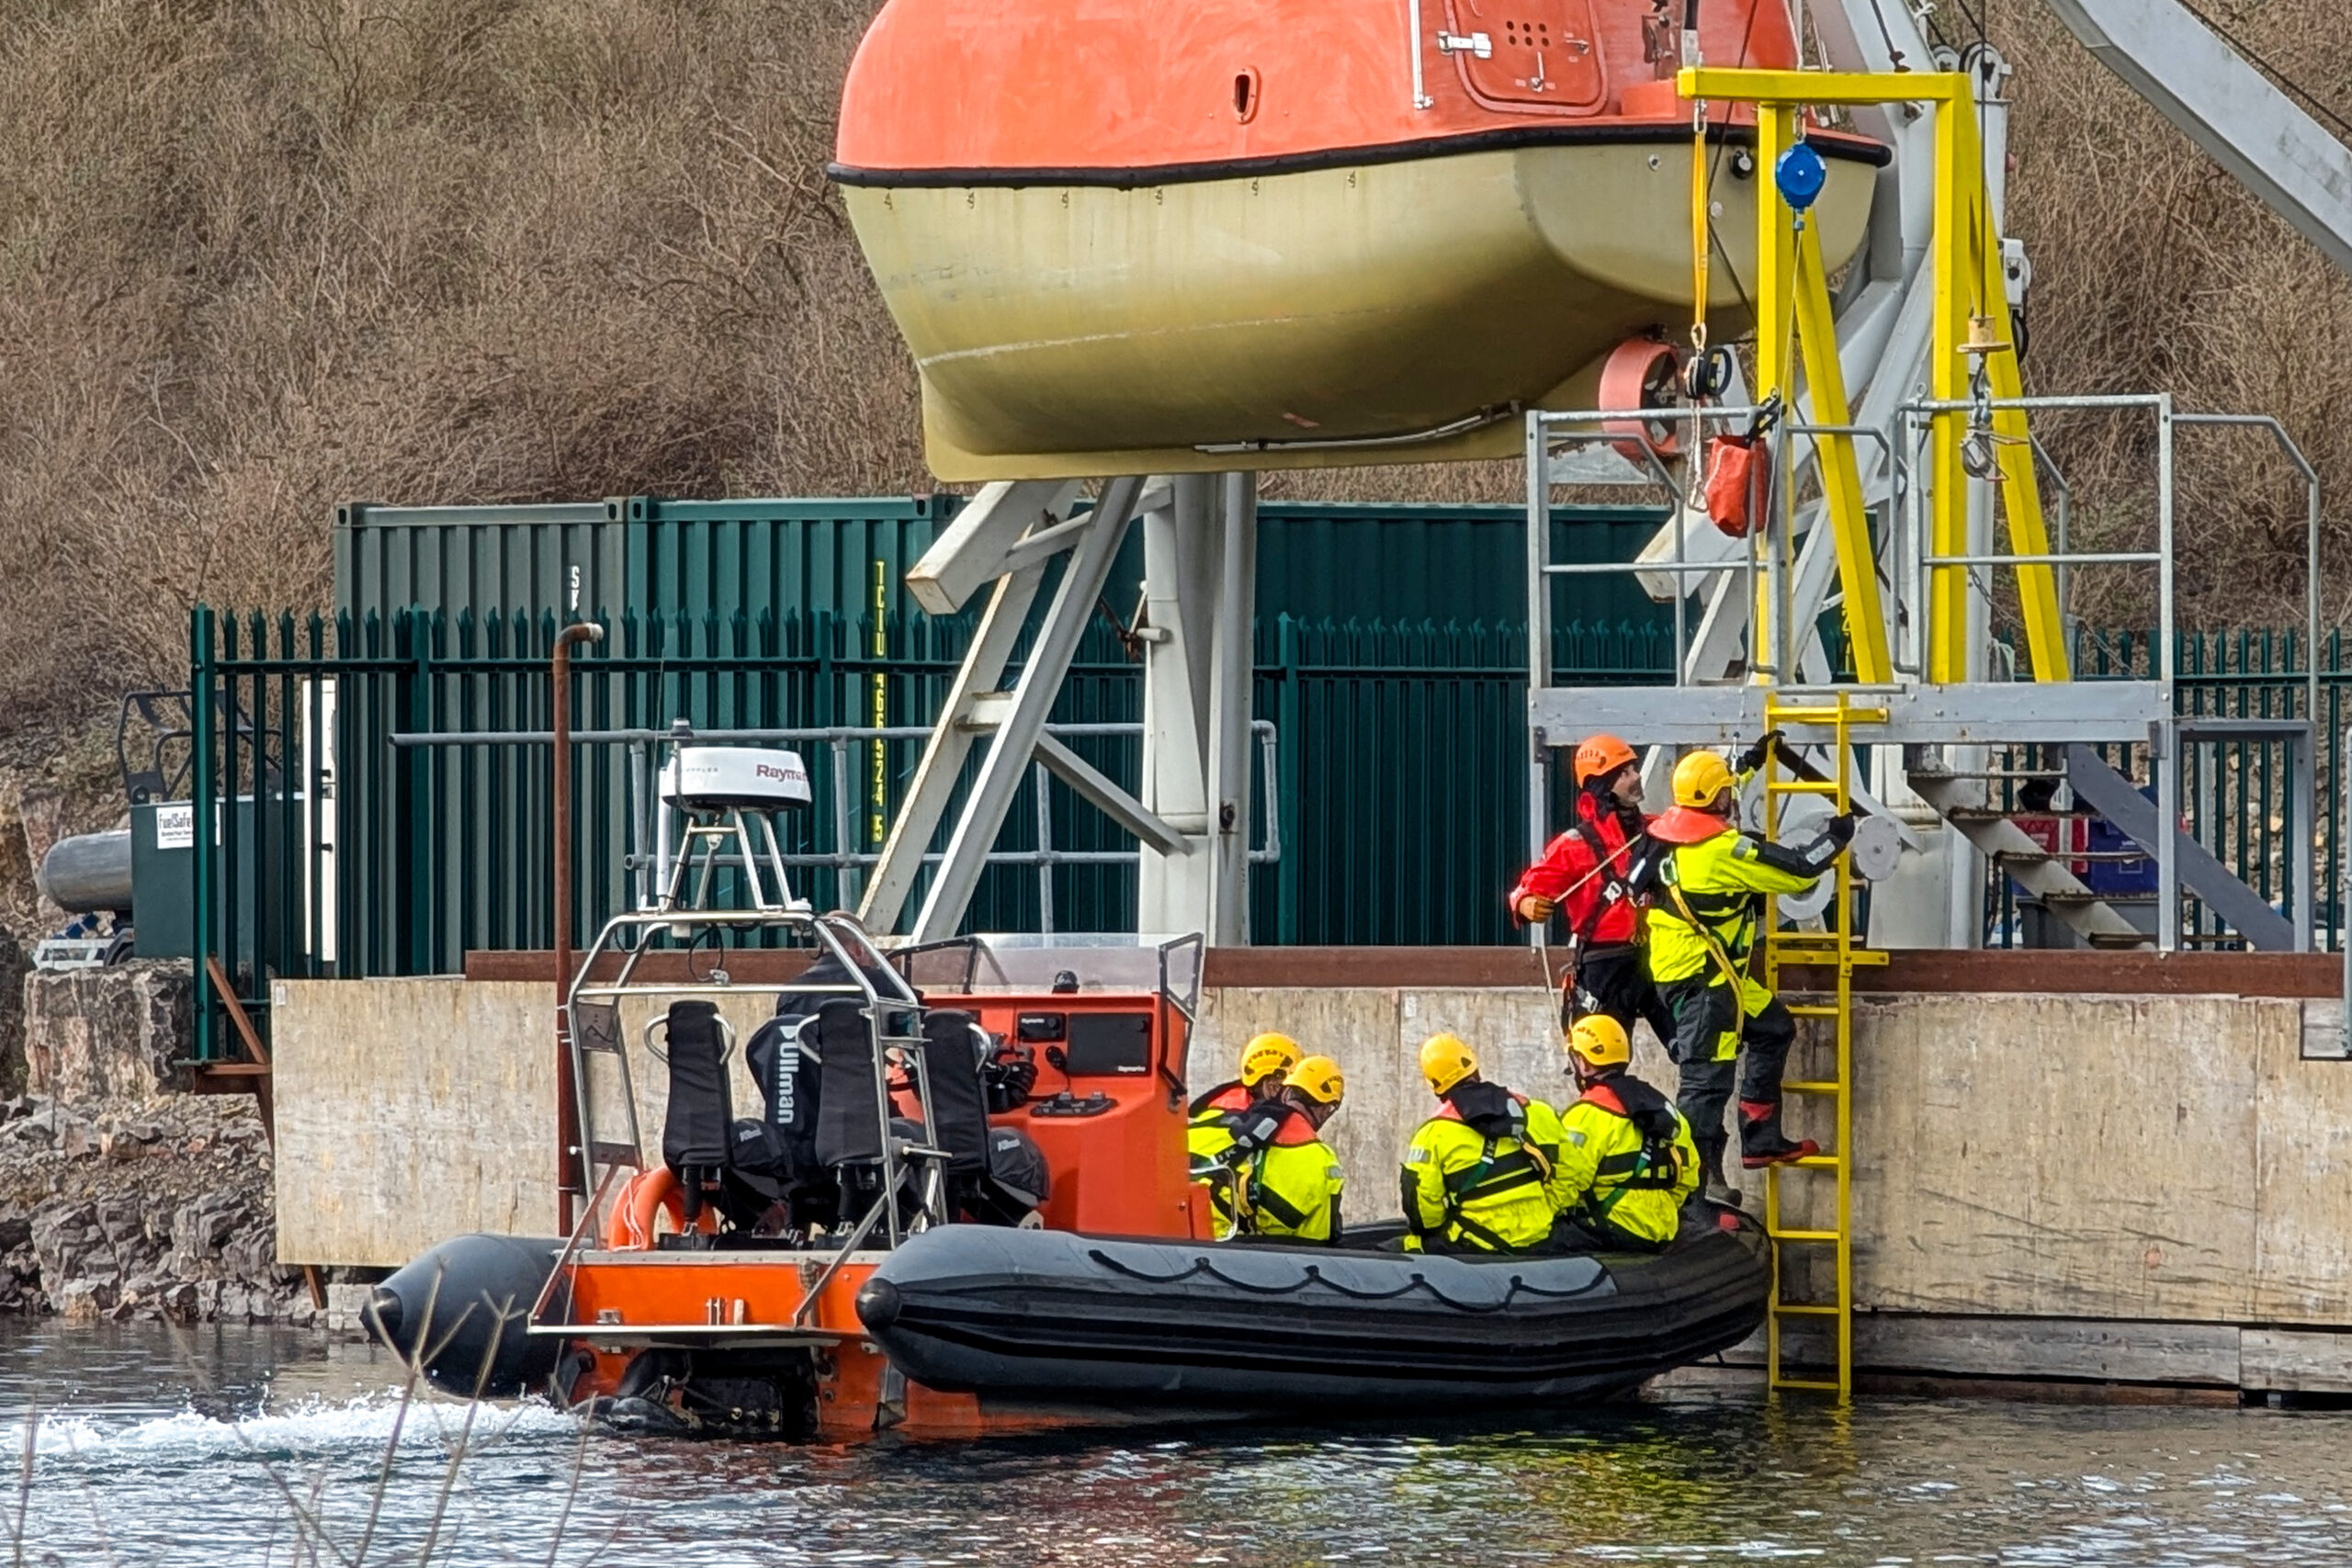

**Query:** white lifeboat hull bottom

left=842, top=141, right=1875, bottom=479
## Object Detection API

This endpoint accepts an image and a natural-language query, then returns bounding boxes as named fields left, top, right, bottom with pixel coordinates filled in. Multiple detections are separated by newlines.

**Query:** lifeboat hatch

left=1443, top=0, right=1605, bottom=113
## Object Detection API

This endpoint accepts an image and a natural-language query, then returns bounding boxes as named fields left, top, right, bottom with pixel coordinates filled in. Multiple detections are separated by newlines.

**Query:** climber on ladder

left=1644, top=739, right=1856, bottom=1204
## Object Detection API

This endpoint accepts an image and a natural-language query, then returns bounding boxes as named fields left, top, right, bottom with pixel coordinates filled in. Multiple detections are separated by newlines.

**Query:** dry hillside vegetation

left=0, top=0, right=916, bottom=733
left=1, top=0, right=2349, bottom=745
left=1992, top=0, right=2352, bottom=637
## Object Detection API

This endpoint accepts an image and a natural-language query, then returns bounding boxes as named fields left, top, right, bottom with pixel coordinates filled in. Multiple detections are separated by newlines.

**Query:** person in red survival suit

left=1507, top=733, right=1676, bottom=1050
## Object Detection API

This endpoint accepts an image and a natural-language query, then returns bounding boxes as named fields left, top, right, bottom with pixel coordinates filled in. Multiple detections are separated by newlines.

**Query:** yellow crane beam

left=1678, top=65, right=2068, bottom=685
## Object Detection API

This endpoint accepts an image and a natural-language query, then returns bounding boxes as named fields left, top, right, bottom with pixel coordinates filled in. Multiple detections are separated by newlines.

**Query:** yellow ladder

left=1757, top=691, right=1888, bottom=1400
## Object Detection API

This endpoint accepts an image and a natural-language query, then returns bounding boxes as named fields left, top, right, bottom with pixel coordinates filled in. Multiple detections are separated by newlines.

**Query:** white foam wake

left=17, top=1391, right=578, bottom=1463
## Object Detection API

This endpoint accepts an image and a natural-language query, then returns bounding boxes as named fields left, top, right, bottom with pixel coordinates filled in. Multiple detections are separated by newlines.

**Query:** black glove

left=1824, top=811, right=1858, bottom=849
left=1734, top=728, right=1784, bottom=774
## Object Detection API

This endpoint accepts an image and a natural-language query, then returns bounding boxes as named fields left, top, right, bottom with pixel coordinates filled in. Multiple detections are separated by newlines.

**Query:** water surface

left=5, top=1319, right=2347, bottom=1565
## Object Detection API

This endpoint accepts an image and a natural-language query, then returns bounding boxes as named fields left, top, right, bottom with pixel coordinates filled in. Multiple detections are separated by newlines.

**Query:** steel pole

left=550, top=620, right=605, bottom=1231
left=1524, top=413, right=1551, bottom=949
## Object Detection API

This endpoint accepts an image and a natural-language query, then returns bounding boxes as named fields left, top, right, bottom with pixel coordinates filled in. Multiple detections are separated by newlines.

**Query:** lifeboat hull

left=854, top=1210, right=1770, bottom=1407
left=840, top=139, right=1877, bottom=479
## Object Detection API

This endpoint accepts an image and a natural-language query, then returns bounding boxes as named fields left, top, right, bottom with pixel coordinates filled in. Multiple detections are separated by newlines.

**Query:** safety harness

left=1651, top=844, right=1760, bottom=1050
left=1197, top=1103, right=1318, bottom=1235
left=1429, top=1096, right=1554, bottom=1254
left=1565, top=817, right=1643, bottom=950
left=1573, top=1077, right=1687, bottom=1232
left=1559, top=803, right=1654, bottom=1021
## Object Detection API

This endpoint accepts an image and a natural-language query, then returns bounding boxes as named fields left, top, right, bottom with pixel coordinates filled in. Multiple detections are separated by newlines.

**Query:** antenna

left=653, top=739, right=816, bottom=922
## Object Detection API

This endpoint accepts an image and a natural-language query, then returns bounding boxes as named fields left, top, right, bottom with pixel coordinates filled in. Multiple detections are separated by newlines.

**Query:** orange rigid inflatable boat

left=368, top=925, right=1767, bottom=1441
left=831, top=0, right=1891, bottom=479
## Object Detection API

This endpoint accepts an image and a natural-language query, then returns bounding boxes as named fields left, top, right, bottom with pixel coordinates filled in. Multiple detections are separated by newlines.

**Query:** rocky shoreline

left=0, top=1091, right=336, bottom=1325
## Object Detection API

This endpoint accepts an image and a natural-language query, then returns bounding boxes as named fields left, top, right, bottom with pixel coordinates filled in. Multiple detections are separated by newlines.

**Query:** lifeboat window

left=1063, top=1012, right=1154, bottom=1077
left=1232, top=68, right=1260, bottom=123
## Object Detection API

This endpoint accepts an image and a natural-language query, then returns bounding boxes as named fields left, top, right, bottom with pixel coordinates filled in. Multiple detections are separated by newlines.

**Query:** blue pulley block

left=1775, top=141, right=1828, bottom=211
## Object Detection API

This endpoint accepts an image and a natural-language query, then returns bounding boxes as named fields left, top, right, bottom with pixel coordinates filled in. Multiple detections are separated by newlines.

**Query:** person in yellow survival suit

left=1645, top=744, right=1855, bottom=1200
left=1549, top=1016, right=1700, bottom=1252
left=1400, top=1035, right=1571, bottom=1255
left=1209, top=1056, right=1348, bottom=1244
left=1189, top=1032, right=1302, bottom=1235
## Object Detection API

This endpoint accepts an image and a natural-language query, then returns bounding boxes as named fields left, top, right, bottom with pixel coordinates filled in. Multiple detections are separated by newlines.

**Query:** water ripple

left=3, top=1322, right=2352, bottom=1567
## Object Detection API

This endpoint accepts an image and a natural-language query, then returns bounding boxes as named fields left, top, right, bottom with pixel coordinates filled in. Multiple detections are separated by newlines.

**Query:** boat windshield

left=895, top=931, right=1203, bottom=1017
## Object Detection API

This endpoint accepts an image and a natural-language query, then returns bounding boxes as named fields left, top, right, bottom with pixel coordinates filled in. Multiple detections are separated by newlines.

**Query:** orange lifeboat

left=832, top=0, right=1889, bottom=479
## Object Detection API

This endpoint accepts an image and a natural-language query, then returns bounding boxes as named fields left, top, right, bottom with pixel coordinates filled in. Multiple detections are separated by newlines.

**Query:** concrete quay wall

left=270, top=955, right=2352, bottom=1388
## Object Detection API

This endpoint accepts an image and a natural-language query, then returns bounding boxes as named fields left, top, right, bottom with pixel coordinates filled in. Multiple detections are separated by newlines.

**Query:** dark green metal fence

left=196, top=505, right=2346, bottom=1061
left=191, top=604, right=2350, bottom=1059
left=189, top=601, right=1679, bottom=1055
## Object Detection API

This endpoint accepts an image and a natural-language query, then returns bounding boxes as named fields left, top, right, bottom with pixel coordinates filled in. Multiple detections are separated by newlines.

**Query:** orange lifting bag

left=1704, top=434, right=1770, bottom=538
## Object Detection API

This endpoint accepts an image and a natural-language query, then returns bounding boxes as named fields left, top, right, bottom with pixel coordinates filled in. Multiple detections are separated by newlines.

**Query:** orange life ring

left=605, top=1167, right=718, bottom=1250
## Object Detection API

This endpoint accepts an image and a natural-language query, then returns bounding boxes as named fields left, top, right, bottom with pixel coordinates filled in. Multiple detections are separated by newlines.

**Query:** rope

left=1296, top=1263, right=1430, bottom=1302
left=1690, top=99, right=1711, bottom=355
left=1083, top=1248, right=1611, bottom=1312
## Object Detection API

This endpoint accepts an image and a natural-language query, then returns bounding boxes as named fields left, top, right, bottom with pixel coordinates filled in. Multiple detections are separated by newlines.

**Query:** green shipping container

left=336, top=495, right=1670, bottom=633
left=335, top=496, right=956, bottom=626
left=317, top=493, right=1674, bottom=963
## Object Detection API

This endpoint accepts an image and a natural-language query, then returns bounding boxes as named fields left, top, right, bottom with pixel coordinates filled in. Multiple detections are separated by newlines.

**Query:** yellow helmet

left=1671, top=750, right=1736, bottom=810
left=1566, top=1014, right=1631, bottom=1068
left=1285, top=1055, right=1345, bottom=1106
left=1419, top=1033, right=1479, bottom=1096
left=1238, top=1032, right=1302, bottom=1086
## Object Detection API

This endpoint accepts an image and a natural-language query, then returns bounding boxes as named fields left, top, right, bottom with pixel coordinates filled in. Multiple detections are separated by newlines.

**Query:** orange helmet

left=1573, top=734, right=1638, bottom=787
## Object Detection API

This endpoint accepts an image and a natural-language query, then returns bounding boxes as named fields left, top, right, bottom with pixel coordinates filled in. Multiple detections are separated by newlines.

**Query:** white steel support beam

left=1206, top=472, right=1258, bottom=943
left=909, top=478, right=1147, bottom=942
left=2041, top=0, right=2352, bottom=279
left=1136, top=479, right=1216, bottom=931
left=1034, top=733, right=1189, bottom=858
left=858, top=561, right=1047, bottom=932
left=904, top=479, right=1083, bottom=615
left=1136, top=473, right=1257, bottom=944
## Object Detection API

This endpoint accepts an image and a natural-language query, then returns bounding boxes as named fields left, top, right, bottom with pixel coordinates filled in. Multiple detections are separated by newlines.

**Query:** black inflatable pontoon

left=854, top=1208, right=1768, bottom=1407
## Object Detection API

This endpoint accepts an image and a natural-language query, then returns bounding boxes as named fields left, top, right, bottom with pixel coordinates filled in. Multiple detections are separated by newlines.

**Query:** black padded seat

left=658, top=1001, right=732, bottom=1227
left=812, top=998, right=885, bottom=1168
left=915, top=1010, right=991, bottom=1178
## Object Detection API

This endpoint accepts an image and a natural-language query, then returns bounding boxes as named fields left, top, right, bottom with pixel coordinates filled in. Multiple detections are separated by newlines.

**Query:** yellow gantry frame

left=1678, top=67, right=2071, bottom=684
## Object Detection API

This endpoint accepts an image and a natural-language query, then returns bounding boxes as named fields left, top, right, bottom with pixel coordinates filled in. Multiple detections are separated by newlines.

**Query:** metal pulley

left=1756, top=793, right=1901, bottom=923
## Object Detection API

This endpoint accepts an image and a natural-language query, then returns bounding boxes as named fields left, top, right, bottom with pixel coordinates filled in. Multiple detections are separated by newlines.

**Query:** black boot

left=1698, top=1137, right=1743, bottom=1210
left=1738, top=1099, right=1820, bottom=1168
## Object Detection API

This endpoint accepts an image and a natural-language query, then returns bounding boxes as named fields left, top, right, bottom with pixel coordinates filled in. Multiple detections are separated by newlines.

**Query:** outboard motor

left=366, top=1233, right=565, bottom=1396
left=971, top=1125, right=1052, bottom=1226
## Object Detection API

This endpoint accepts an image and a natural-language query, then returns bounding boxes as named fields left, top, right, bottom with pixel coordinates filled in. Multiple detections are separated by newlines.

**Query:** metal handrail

left=1524, top=388, right=2325, bottom=958
left=1899, top=391, right=2179, bottom=691
left=393, top=719, right=1283, bottom=931
left=563, top=905, right=936, bottom=1258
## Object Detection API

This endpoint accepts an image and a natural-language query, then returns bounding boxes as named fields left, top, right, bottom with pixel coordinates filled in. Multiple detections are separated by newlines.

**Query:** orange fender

left=605, top=1167, right=718, bottom=1251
